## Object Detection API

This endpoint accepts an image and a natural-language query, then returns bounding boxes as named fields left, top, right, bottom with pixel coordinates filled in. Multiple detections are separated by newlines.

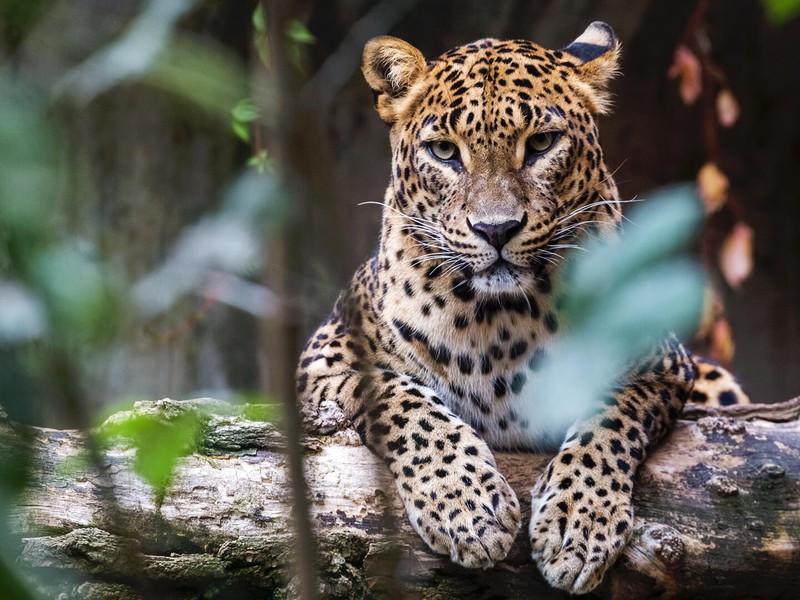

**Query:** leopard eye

left=428, top=140, right=459, bottom=162
left=525, top=132, right=558, bottom=162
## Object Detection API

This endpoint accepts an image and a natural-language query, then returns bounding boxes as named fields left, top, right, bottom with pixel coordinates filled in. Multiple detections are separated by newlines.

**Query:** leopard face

left=364, top=25, right=622, bottom=298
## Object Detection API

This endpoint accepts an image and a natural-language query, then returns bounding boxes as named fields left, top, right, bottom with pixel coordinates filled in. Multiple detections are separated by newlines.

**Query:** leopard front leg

left=298, top=326, right=521, bottom=568
left=358, top=374, right=522, bottom=567
left=529, top=341, right=693, bottom=593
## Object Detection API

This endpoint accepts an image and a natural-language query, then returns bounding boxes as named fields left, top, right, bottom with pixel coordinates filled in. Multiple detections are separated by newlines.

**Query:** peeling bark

left=3, top=397, right=799, bottom=599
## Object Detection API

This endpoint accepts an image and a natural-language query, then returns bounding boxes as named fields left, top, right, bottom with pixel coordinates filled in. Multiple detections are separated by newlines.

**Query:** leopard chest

left=383, top=287, right=560, bottom=449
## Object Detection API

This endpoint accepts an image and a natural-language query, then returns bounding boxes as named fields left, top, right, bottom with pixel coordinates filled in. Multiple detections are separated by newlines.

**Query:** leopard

left=296, top=21, right=748, bottom=594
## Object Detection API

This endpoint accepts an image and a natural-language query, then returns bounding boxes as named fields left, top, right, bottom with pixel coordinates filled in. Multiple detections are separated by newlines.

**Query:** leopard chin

left=470, top=261, right=535, bottom=296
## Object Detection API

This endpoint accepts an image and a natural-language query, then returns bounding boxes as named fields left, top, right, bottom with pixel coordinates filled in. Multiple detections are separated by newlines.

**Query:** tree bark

left=3, top=397, right=799, bottom=599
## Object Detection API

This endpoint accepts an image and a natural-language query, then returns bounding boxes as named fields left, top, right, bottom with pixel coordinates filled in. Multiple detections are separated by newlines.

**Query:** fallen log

left=3, top=397, right=799, bottom=599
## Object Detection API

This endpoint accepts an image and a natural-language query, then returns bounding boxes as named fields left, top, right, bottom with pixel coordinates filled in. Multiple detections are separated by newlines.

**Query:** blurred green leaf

left=29, top=243, right=124, bottom=344
left=0, top=76, right=59, bottom=246
left=0, top=557, right=41, bottom=600
left=101, top=411, right=203, bottom=502
left=252, top=3, right=266, bottom=34
left=231, top=98, right=260, bottom=142
left=284, top=19, right=315, bottom=71
left=525, top=185, right=706, bottom=439
left=231, top=98, right=260, bottom=123
left=247, top=149, right=272, bottom=173
left=251, top=4, right=269, bottom=65
left=762, top=0, right=800, bottom=23
left=232, top=119, right=250, bottom=143
left=55, top=1, right=248, bottom=120
left=285, top=19, right=316, bottom=45
left=560, top=184, right=703, bottom=327
left=143, top=36, right=248, bottom=118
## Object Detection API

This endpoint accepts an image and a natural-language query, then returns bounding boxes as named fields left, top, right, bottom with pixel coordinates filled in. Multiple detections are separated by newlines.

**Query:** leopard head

left=363, top=22, right=622, bottom=296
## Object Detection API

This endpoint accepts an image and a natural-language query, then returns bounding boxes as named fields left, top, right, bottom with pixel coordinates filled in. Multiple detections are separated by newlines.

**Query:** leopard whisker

left=537, top=249, right=566, bottom=264
left=555, top=197, right=635, bottom=226
left=405, top=253, right=457, bottom=265
left=512, top=277, right=534, bottom=313
left=407, top=240, right=451, bottom=252
left=360, top=201, right=441, bottom=230
left=548, top=243, right=588, bottom=253
left=552, top=219, right=608, bottom=238
left=440, top=260, right=471, bottom=278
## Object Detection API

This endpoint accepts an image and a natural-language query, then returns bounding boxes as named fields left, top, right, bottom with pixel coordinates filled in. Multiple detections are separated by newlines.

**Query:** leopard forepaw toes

left=529, top=470, right=633, bottom=593
left=404, top=467, right=521, bottom=569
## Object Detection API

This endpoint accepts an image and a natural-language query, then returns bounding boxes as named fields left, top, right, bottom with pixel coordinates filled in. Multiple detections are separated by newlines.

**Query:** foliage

left=667, top=3, right=757, bottom=364
left=231, top=98, right=260, bottom=143
left=0, top=73, right=124, bottom=420
left=99, top=410, right=204, bottom=504
left=527, top=186, right=705, bottom=439
left=762, top=0, right=800, bottom=23
left=0, top=1, right=313, bottom=595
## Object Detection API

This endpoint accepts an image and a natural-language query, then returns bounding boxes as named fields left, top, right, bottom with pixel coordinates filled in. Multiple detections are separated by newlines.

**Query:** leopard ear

left=362, top=36, right=427, bottom=125
left=562, top=22, right=620, bottom=114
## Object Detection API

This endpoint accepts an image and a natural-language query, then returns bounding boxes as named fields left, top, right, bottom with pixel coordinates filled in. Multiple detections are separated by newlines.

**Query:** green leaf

left=0, top=558, right=41, bottom=600
left=231, top=98, right=259, bottom=142
left=252, top=10, right=270, bottom=67
left=142, top=36, right=249, bottom=119
left=231, top=98, right=259, bottom=123
left=232, top=119, right=250, bottom=143
left=285, top=19, right=316, bottom=44
left=559, top=184, right=702, bottom=328
left=523, top=185, right=706, bottom=439
left=101, top=412, right=203, bottom=502
left=29, top=243, right=124, bottom=343
left=252, top=3, right=266, bottom=34
left=247, top=149, right=272, bottom=173
left=762, top=0, right=800, bottom=23
left=0, top=76, right=59, bottom=242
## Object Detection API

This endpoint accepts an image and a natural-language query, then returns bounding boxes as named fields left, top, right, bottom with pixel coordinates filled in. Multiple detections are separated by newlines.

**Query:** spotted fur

left=689, top=356, right=751, bottom=406
left=297, top=22, right=744, bottom=594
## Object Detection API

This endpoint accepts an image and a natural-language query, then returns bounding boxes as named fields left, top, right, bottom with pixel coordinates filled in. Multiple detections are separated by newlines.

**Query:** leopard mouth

left=484, top=258, right=515, bottom=276
left=470, top=259, right=532, bottom=295
left=479, top=256, right=531, bottom=276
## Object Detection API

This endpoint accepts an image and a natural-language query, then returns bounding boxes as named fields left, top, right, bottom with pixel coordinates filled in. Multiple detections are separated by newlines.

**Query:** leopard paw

left=529, top=453, right=633, bottom=593
left=397, top=428, right=521, bottom=568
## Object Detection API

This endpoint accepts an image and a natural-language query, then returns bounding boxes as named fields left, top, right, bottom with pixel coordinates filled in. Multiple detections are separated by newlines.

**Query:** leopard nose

left=468, top=218, right=524, bottom=250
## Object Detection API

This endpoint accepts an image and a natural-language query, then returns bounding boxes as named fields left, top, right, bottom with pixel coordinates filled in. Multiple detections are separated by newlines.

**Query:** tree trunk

left=3, top=397, right=799, bottom=599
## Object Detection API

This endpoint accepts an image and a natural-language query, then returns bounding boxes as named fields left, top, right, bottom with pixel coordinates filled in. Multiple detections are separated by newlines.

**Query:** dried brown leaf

left=710, top=317, right=735, bottom=364
left=719, top=222, right=754, bottom=289
left=668, top=45, right=702, bottom=105
left=697, top=162, right=729, bottom=213
left=716, top=89, right=740, bottom=128
left=697, top=285, right=724, bottom=341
